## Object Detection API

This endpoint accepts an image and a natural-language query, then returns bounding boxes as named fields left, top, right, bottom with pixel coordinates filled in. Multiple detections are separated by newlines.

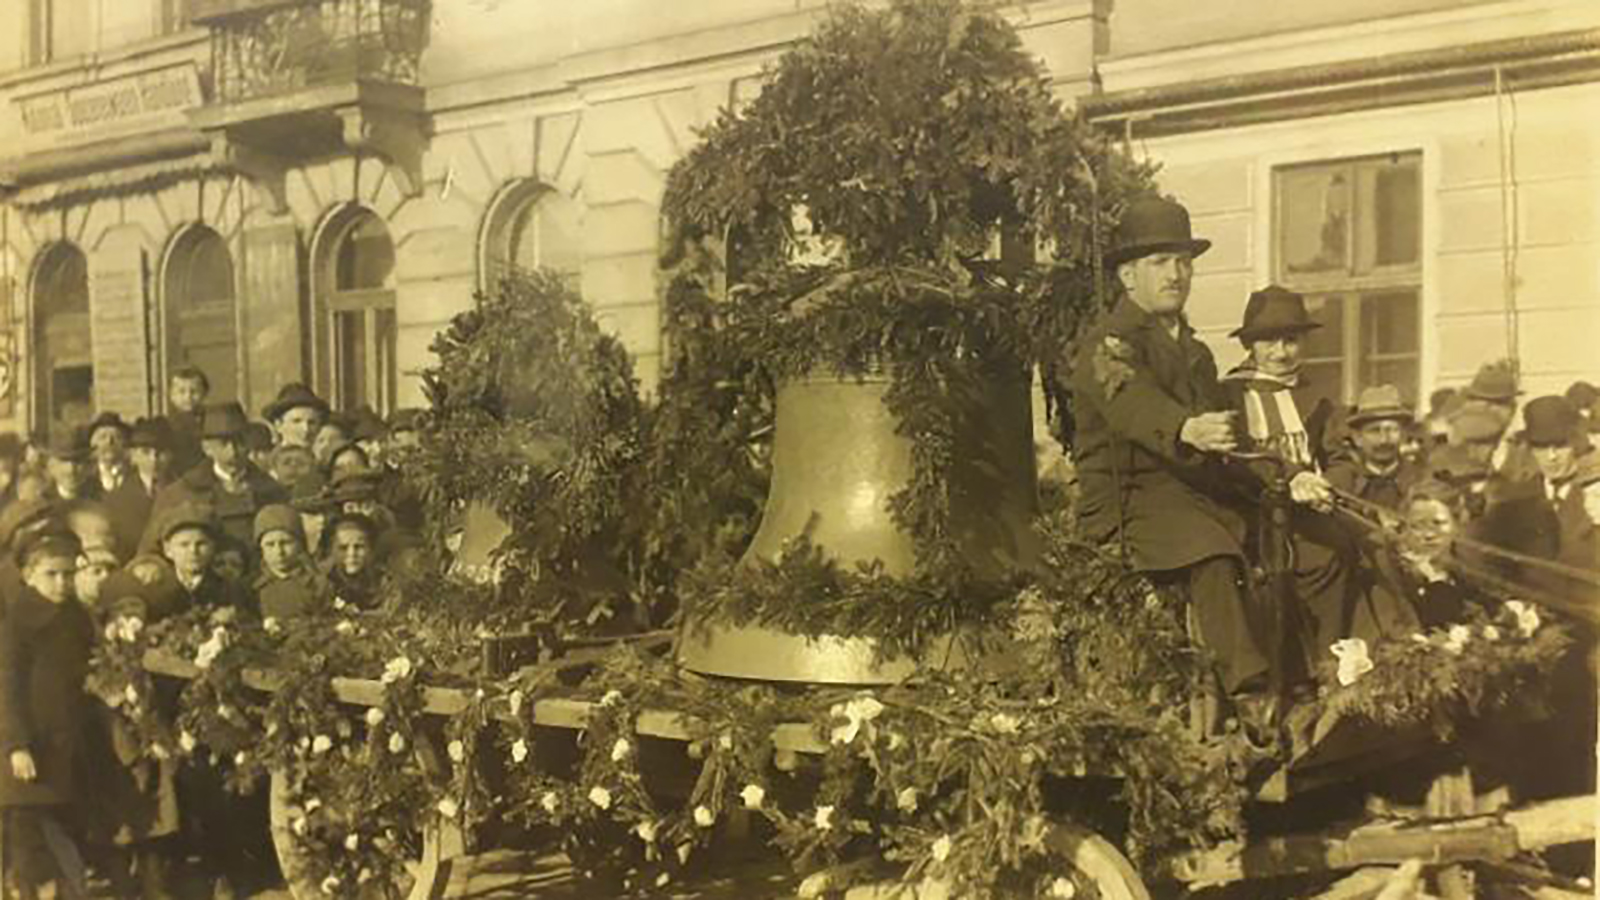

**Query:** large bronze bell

left=677, top=361, right=1040, bottom=683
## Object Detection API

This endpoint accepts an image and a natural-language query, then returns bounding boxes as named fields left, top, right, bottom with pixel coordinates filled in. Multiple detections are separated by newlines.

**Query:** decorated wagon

left=88, top=2, right=1595, bottom=899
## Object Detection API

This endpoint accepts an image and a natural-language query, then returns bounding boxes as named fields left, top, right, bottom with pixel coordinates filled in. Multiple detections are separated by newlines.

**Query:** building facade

left=0, top=0, right=1594, bottom=439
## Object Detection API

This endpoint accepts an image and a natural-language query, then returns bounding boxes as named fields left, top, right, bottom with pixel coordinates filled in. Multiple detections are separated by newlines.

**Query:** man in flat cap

left=1069, top=194, right=1273, bottom=718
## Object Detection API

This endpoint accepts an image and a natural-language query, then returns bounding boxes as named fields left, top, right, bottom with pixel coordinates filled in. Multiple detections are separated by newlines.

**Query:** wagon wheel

left=268, top=735, right=467, bottom=900
left=1041, top=822, right=1153, bottom=900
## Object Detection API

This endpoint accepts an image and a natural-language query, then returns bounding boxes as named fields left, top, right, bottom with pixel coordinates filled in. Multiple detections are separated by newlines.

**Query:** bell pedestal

left=677, top=364, right=1038, bottom=685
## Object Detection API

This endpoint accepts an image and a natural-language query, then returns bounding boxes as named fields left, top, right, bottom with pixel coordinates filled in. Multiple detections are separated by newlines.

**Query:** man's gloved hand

left=1289, top=470, right=1333, bottom=511
left=1181, top=412, right=1239, bottom=454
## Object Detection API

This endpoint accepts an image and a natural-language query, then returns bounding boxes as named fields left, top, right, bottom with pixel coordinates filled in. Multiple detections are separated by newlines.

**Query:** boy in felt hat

left=1326, top=384, right=1426, bottom=512
left=1, top=529, right=95, bottom=900
left=253, top=504, right=326, bottom=621
left=1219, top=286, right=1365, bottom=669
left=145, top=403, right=289, bottom=557
left=151, top=501, right=253, bottom=618
left=262, top=383, right=329, bottom=450
left=1067, top=193, right=1274, bottom=719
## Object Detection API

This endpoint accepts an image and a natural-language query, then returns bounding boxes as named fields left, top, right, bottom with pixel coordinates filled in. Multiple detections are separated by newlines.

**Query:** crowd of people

left=0, top=368, right=427, bottom=899
left=1070, top=194, right=1598, bottom=760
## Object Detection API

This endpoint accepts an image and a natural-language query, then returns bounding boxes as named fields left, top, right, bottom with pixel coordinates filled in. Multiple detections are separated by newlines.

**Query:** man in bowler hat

left=1067, top=194, right=1275, bottom=716
left=144, top=403, right=288, bottom=557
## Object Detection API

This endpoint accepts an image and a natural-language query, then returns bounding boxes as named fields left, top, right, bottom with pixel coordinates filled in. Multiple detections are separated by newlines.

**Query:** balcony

left=187, top=0, right=432, bottom=212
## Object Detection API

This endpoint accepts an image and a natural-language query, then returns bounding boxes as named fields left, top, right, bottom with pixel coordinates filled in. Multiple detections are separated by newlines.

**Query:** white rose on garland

left=540, top=791, right=559, bottom=814
left=388, top=732, right=407, bottom=755
left=798, top=872, right=832, bottom=898
left=931, top=834, right=953, bottom=863
left=693, top=805, right=715, bottom=828
left=320, top=875, right=340, bottom=895
left=365, top=708, right=385, bottom=727
left=588, top=786, right=612, bottom=810
left=511, top=739, right=530, bottom=764
left=1506, top=600, right=1542, bottom=638
left=437, top=798, right=459, bottom=819
left=829, top=694, right=885, bottom=745
left=611, top=738, right=632, bottom=762
left=896, top=787, right=919, bottom=813
left=448, top=740, right=466, bottom=763
left=600, top=690, right=623, bottom=707
left=1330, top=638, right=1374, bottom=687
left=1443, top=624, right=1472, bottom=656
left=344, top=834, right=360, bottom=852
left=814, top=805, right=835, bottom=831
left=1049, top=876, right=1078, bottom=898
left=633, top=820, right=658, bottom=843
left=741, top=784, right=766, bottom=810
left=508, top=689, right=524, bottom=718
left=179, top=731, right=197, bottom=754
left=312, top=735, right=334, bottom=755
left=381, top=656, right=413, bottom=684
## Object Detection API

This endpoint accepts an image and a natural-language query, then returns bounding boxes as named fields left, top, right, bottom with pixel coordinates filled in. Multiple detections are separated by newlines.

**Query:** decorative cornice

left=1083, top=28, right=1600, bottom=138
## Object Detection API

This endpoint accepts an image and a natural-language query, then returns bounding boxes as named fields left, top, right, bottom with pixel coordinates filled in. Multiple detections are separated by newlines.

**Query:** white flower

left=436, top=798, right=459, bottom=819
left=931, top=834, right=953, bottom=863
left=796, top=871, right=832, bottom=896
left=262, top=617, right=281, bottom=635
left=388, top=732, right=407, bottom=754
left=611, top=738, right=632, bottom=763
left=511, top=739, right=530, bottom=764
left=797, top=872, right=832, bottom=898
left=1482, top=625, right=1502, bottom=641
left=1444, top=624, right=1473, bottom=655
left=333, top=597, right=349, bottom=611
left=508, top=689, right=524, bottom=718
left=344, top=834, right=360, bottom=852
left=1049, top=876, right=1078, bottom=898
left=540, top=791, right=559, bottom=814
left=896, top=787, right=919, bottom=813
left=1330, top=638, right=1375, bottom=687
left=814, top=805, right=835, bottom=831
left=676, top=843, right=692, bottom=865
left=381, top=656, right=413, bottom=684
left=600, top=689, right=624, bottom=707
left=312, top=735, right=334, bottom=755
left=656, top=873, right=672, bottom=888
left=112, top=616, right=144, bottom=643
left=829, top=694, right=885, bottom=745
left=194, top=628, right=229, bottom=670
left=292, top=816, right=308, bottom=836
left=887, top=731, right=906, bottom=751
left=304, top=797, right=322, bottom=813
left=150, top=744, right=170, bottom=761
left=320, top=875, right=340, bottom=895
left=124, top=684, right=141, bottom=706
left=365, top=708, right=385, bottom=727
left=448, top=740, right=466, bottom=763
left=335, top=620, right=356, bottom=635
left=634, top=820, right=658, bottom=842
left=179, top=731, right=197, bottom=753
left=741, top=784, right=766, bottom=810
left=234, top=751, right=249, bottom=766
left=1507, top=601, right=1542, bottom=638
left=693, top=805, right=715, bottom=827
left=718, top=732, right=734, bottom=751
left=588, top=786, right=612, bottom=810
left=989, top=713, right=1022, bottom=735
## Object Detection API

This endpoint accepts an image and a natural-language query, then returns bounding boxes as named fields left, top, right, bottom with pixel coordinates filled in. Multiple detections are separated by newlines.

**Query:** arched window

left=31, top=242, right=91, bottom=437
left=316, top=209, right=397, bottom=415
left=165, top=226, right=238, bottom=404
left=480, top=181, right=583, bottom=292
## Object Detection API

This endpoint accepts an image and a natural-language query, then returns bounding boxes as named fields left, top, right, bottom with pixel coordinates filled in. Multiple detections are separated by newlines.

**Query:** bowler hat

left=262, top=383, right=330, bottom=422
left=129, top=417, right=171, bottom=451
left=1106, top=194, right=1212, bottom=268
left=155, top=501, right=219, bottom=544
left=1348, top=384, right=1413, bottom=428
left=348, top=406, right=387, bottom=443
left=44, top=427, right=90, bottom=461
left=1230, top=286, right=1322, bottom=342
left=1522, top=395, right=1581, bottom=447
left=201, top=402, right=250, bottom=439
left=86, top=411, right=131, bottom=441
left=325, top=467, right=384, bottom=505
left=253, top=503, right=305, bottom=545
left=1462, top=361, right=1521, bottom=404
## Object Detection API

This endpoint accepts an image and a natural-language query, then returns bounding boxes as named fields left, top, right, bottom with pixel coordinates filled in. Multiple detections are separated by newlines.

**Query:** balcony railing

left=196, top=0, right=430, bottom=104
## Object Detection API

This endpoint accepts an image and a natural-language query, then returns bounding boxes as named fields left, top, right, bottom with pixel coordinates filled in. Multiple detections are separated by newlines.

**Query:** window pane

left=336, top=216, right=395, bottom=291
left=1300, top=359, right=1345, bottom=416
left=1300, top=294, right=1345, bottom=362
left=1361, top=289, right=1419, bottom=357
left=185, top=233, right=235, bottom=306
left=510, top=192, right=583, bottom=283
left=375, top=307, right=397, bottom=415
left=1278, top=166, right=1350, bottom=277
left=334, top=310, right=368, bottom=411
left=1356, top=157, right=1420, bottom=271
left=1371, top=359, right=1420, bottom=407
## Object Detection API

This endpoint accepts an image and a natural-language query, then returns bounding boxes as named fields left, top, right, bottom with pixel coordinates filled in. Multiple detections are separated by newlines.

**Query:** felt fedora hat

left=1106, top=194, right=1211, bottom=268
left=1348, top=384, right=1413, bottom=428
left=1229, top=285, right=1322, bottom=341
left=201, top=402, right=250, bottom=439
left=44, top=426, right=90, bottom=461
left=86, top=411, right=132, bottom=441
left=129, top=417, right=172, bottom=450
left=262, top=382, right=330, bottom=422
left=1522, top=395, right=1582, bottom=447
left=1461, top=361, right=1521, bottom=404
left=155, top=500, right=219, bottom=544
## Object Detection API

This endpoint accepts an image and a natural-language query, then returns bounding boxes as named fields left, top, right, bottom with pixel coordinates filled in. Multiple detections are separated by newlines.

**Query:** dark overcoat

left=0, top=587, right=95, bottom=808
left=1069, top=299, right=1246, bottom=572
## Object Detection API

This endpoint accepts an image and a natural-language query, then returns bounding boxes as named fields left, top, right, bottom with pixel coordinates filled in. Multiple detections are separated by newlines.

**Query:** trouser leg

left=1182, top=555, right=1273, bottom=695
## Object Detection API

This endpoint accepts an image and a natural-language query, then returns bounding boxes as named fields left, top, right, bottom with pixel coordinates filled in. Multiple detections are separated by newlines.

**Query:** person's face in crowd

left=357, top=438, right=384, bottom=468
left=169, top=376, right=207, bottom=414
left=163, top=528, right=215, bottom=580
left=131, top=446, right=163, bottom=480
left=1247, top=334, right=1303, bottom=379
left=213, top=548, right=247, bottom=584
left=74, top=554, right=115, bottom=605
left=259, top=530, right=304, bottom=579
left=1531, top=442, right=1578, bottom=484
left=202, top=436, right=246, bottom=476
left=1355, top=419, right=1404, bottom=467
left=311, top=423, right=348, bottom=465
left=330, top=446, right=370, bottom=479
left=272, top=447, right=316, bottom=488
left=24, top=553, right=76, bottom=604
left=1399, top=427, right=1425, bottom=465
left=331, top=524, right=372, bottom=576
left=1118, top=251, right=1193, bottom=317
left=1584, top=482, right=1600, bottom=525
left=90, top=426, right=127, bottom=468
left=1402, top=497, right=1456, bottom=560
left=16, top=472, right=47, bottom=503
left=46, top=454, right=83, bottom=494
left=277, top=406, right=324, bottom=449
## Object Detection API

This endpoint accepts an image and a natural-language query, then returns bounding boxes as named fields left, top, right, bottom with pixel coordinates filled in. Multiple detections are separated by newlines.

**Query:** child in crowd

left=253, top=505, right=325, bottom=620
left=323, top=513, right=383, bottom=611
left=1, top=529, right=95, bottom=900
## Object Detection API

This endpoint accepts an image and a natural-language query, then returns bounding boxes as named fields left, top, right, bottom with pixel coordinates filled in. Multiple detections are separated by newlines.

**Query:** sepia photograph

left=0, top=0, right=1597, bottom=897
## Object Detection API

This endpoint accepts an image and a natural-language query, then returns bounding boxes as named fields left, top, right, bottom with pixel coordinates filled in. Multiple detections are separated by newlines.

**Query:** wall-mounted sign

left=15, top=63, right=202, bottom=142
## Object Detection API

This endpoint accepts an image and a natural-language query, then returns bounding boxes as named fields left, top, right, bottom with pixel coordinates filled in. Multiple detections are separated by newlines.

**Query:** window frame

left=311, top=206, right=398, bottom=416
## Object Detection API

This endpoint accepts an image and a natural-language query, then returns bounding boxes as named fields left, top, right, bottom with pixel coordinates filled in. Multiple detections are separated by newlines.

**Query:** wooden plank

left=1504, top=796, right=1596, bottom=851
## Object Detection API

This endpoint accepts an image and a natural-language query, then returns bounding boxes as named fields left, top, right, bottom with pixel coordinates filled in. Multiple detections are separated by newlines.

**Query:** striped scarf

left=1225, top=367, right=1315, bottom=468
